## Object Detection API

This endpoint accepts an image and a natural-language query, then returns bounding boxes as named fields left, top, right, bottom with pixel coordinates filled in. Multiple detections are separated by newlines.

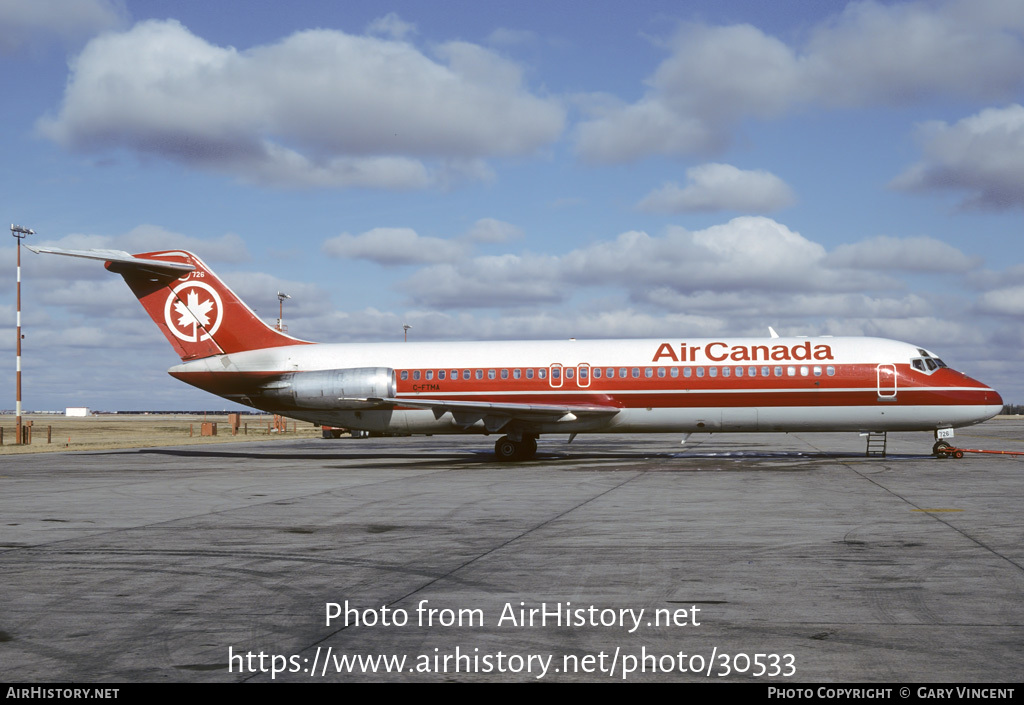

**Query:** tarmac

left=1, top=420, right=1022, bottom=683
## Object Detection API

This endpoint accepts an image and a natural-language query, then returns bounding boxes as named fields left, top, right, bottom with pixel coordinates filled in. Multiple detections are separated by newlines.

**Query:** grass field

left=0, top=414, right=321, bottom=454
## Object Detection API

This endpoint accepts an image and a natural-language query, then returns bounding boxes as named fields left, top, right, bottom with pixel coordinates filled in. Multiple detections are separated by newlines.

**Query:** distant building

left=65, top=407, right=91, bottom=417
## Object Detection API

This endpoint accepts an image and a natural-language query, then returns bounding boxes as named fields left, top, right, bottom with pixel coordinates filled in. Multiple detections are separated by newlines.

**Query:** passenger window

left=645, top=367, right=653, bottom=378
left=735, top=366, right=743, bottom=377
left=488, top=369, right=495, bottom=379
left=463, top=369, right=471, bottom=380
left=670, top=367, right=679, bottom=378
left=426, top=370, right=433, bottom=380
left=826, top=366, right=835, bottom=376
left=762, top=366, right=770, bottom=377
left=696, top=367, right=705, bottom=378
left=475, top=369, right=483, bottom=380
left=413, top=370, right=421, bottom=380
left=451, top=369, right=458, bottom=379
left=619, top=368, right=627, bottom=378
left=709, top=367, right=718, bottom=377
left=774, top=367, right=783, bottom=377
left=438, top=370, right=445, bottom=380
left=526, top=368, right=534, bottom=379
left=723, top=366, right=731, bottom=377
left=579, top=367, right=587, bottom=379
left=684, top=367, right=692, bottom=378
left=552, top=368, right=561, bottom=379
left=632, top=368, right=640, bottom=378
left=500, top=369, right=508, bottom=379
left=800, top=366, right=808, bottom=376
left=593, top=368, right=602, bottom=379
left=401, top=370, right=408, bottom=380
left=539, top=369, right=547, bottom=379
left=607, top=368, right=615, bottom=378
left=513, top=369, right=521, bottom=379
left=748, top=366, right=757, bottom=377
left=813, top=366, right=821, bottom=376
left=786, top=366, right=795, bottom=377
left=565, top=368, right=574, bottom=379
left=658, top=367, right=666, bottom=378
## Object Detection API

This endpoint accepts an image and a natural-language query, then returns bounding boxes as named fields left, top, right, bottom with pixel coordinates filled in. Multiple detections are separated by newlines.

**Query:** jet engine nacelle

left=260, top=367, right=396, bottom=409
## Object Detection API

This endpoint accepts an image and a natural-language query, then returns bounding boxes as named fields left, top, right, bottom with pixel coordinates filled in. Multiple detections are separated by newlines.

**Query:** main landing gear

left=494, top=434, right=538, bottom=462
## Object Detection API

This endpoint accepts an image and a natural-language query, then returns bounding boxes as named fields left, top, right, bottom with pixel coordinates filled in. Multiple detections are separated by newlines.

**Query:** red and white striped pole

left=11, top=224, right=33, bottom=445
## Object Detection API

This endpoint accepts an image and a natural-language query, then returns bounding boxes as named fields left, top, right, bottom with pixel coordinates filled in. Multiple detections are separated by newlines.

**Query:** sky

left=1, top=0, right=1023, bottom=411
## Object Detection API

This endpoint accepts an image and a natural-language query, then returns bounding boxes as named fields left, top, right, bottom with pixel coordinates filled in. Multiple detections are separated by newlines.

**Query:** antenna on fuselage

left=768, top=327, right=780, bottom=339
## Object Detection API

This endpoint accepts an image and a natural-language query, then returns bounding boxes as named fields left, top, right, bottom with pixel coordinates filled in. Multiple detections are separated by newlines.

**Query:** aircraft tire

left=932, top=440, right=951, bottom=458
left=494, top=436, right=521, bottom=462
left=523, top=436, right=538, bottom=459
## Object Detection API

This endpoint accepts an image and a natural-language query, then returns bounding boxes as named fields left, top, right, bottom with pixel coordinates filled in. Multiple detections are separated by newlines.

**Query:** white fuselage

left=169, top=336, right=1003, bottom=437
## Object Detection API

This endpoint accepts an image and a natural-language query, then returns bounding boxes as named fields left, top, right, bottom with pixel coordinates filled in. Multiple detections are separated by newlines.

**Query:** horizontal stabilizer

left=29, top=246, right=197, bottom=277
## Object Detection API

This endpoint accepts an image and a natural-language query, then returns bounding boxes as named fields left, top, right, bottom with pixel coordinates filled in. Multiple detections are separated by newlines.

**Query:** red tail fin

left=108, top=250, right=309, bottom=361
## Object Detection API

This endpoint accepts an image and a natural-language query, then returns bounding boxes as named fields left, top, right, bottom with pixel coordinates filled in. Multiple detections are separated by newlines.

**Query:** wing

left=379, top=397, right=620, bottom=433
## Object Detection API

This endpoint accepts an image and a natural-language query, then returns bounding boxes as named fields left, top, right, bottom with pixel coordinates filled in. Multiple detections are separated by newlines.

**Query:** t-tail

left=29, top=247, right=309, bottom=360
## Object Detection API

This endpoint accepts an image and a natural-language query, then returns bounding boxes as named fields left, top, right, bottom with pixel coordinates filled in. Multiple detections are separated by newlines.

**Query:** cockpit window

left=916, top=348, right=948, bottom=368
left=911, top=354, right=949, bottom=374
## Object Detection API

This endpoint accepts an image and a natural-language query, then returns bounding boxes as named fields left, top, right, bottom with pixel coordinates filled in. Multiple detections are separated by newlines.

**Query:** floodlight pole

left=276, top=292, right=290, bottom=332
left=11, top=224, right=33, bottom=445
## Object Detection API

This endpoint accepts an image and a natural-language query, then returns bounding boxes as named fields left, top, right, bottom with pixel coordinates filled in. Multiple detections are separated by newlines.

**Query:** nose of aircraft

left=987, top=387, right=1004, bottom=407
left=970, top=375, right=1003, bottom=421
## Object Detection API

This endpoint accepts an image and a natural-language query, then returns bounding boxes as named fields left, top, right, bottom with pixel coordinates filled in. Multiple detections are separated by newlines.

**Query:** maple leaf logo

left=164, top=281, right=224, bottom=344
left=174, top=290, right=215, bottom=333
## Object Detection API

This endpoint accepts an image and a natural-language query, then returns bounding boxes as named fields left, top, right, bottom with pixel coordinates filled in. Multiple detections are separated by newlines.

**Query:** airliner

left=31, top=247, right=1003, bottom=460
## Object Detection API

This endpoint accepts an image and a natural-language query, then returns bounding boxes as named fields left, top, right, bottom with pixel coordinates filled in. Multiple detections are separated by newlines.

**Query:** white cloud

left=303, top=306, right=727, bottom=343
left=640, top=289, right=933, bottom=320
left=826, top=235, right=982, bottom=272
left=891, top=104, right=1024, bottom=209
left=37, top=19, right=565, bottom=189
left=559, top=217, right=849, bottom=294
left=0, top=0, right=126, bottom=54
left=396, top=217, right=900, bottom=311
left=574, top=98, right=721, bottom=164
left=802, top=0, right=1024, bottom=107
left=977, top=285, right=1024, bottom=316
left=323, top=228, right=466, bottom=265
left=401, top=253, right=563, bottom=308
left=575, top=0, right=1024, bottom=162
left=465, top=218, right=524, bottom=243
left=365, top=12, right=416, bottom=40
left=637, top=164, right=796, bottom=213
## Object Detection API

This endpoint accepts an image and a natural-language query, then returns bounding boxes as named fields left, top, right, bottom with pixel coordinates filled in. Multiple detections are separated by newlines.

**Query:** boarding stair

left=864, top=431, right=887, bottom=458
